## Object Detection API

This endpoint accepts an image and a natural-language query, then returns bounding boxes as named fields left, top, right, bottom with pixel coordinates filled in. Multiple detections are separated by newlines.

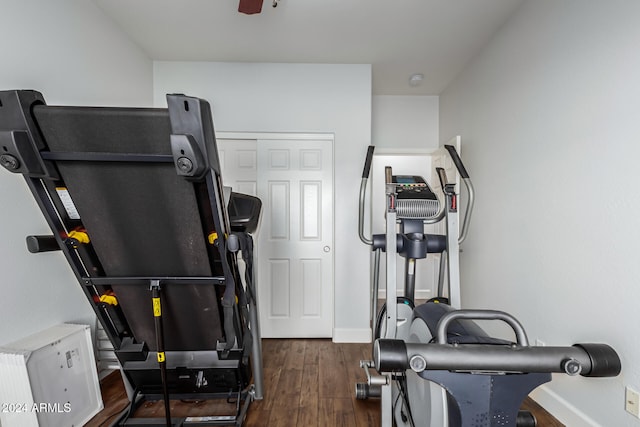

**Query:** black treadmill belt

left=113, top=284, right=222, bottom=351
left=33, top=105, right=173, bottom=154
left=56, top=161, right=211, bottom=277
left=34, top=104, right=213, bottom=276
left=33, top=105, right=225, bottom=349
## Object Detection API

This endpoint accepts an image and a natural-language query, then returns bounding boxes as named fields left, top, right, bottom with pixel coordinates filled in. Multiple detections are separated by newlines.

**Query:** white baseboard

left=529, top=385, right=600, bottom=427
left=332, top=328, right=372, bottom=343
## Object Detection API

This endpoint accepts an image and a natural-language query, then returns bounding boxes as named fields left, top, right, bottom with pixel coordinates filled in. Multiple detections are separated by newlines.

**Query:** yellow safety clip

left=68, top=229, right=90, bottom=244
left=99, top=294, right=118, bottom=306
left=208, top=232, right=218, bottom=245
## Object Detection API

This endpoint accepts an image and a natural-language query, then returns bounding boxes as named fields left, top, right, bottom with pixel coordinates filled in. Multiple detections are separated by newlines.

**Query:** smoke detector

left=409, top=73, right=424, bottom=87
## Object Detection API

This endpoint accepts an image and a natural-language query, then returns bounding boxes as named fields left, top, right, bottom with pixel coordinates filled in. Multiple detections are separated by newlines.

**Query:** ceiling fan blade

left=238, top=0, right=264, bottom=14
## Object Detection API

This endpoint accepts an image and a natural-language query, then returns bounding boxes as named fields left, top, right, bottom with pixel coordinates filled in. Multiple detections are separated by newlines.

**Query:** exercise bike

left=355, top=144, right=621, bottom=427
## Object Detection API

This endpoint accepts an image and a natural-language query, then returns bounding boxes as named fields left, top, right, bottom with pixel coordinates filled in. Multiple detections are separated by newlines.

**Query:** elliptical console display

left=393, top=175, right=440, bottom=220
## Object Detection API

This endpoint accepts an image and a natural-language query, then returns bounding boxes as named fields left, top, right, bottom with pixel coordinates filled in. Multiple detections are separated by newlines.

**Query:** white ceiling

left=92, top=0, right=524, bottom=95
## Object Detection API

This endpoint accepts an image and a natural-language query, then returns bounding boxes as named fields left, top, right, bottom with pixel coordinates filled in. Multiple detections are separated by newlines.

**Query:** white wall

left=153, top=62, right=372, bottom=341
left=372, top=95, right=439, bottom=149
left=440, top=1, right=640, bottom=425
left=0, top=0, right=153, bottom=346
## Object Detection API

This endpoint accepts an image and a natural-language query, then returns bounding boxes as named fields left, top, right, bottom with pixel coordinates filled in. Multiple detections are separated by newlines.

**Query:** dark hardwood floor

left=85, top=339, right=563, bottom=426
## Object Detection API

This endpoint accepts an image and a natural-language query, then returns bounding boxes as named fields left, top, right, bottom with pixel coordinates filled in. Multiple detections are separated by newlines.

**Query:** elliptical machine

left=357, top=144, right=471, bottom=341
left=355, top=144, right=621, bottom=427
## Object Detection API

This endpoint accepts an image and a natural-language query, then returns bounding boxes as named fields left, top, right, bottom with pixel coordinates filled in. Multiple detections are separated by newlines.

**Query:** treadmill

left=0, top=90, right=263, bottom=426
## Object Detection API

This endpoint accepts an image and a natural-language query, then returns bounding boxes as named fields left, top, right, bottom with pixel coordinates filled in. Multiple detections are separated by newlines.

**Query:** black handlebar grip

left=362, top=145, right=375, bottom=178
left=374, top=339, right=408, bottom=372
left=574, top=343, right=622, bottom=377
left=436, top=167, right=448, bottom=191
left=26, top=235, right=61, bottom=253
left=444, top=145, right=470, bottom=179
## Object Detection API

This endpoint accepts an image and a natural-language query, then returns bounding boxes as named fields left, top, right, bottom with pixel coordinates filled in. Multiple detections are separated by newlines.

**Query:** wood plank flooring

left=86, top=339, right=563, bottom=426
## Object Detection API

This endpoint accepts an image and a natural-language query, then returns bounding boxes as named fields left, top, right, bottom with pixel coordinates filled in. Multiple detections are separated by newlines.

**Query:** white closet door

left=257, top=139, right=333, bottom=337
left=218, top=137, right=334, bottom=338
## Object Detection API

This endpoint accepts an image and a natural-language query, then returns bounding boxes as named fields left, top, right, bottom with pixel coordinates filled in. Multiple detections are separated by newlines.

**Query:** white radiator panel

left=0, top=324, right=103, bottom=427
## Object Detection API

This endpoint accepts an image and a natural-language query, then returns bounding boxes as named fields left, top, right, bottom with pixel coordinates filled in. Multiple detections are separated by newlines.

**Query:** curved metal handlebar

left=441, top=145, right=474, bottom=244
left=358, top=146, right=375, bottom=245
left=458, top=179, right=474, bottom=244
left=436, top=309, right=530, bottom=346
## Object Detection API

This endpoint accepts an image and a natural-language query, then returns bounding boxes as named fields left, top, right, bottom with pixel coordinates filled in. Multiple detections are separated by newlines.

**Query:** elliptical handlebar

left=443, top=144, right=475, bottom=244
left=374, top=338, right=622, bottom=378
left=436, top=167, right=449, bottom=192
left=444, top=144, right=470, bottom=179
left=362, top=145, right=375, bottom=179
left=358, top=144, right=473, bottom=246
left=359, top=145, right=376, bottom=245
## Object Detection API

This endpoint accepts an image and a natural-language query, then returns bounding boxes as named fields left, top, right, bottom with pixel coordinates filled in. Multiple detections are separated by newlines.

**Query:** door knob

left=323, top=246, right=331, bottom=253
